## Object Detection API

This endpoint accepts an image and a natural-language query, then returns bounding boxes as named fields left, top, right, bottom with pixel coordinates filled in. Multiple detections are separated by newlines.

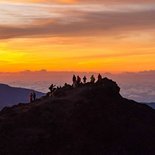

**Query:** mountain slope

left=0, top=83, right=44, bottom=109
left=145, top=103, right=155, bottom=109
left=0, top=78, right=155, bottom=155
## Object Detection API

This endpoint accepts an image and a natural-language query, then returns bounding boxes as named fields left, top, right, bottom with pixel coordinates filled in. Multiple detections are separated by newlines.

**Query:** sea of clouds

left=0, top=70, right=155, bottom=103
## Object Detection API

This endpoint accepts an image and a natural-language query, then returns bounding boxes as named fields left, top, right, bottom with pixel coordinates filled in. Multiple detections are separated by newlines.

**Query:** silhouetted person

left=72, top=75, right=77, bottom=88
left=32, top=91, right=36, bottom=101
left=29, top=92, right=33, bottom=103
left=49, top=84, right=56, bottom=93
left=97, top=74, right=102, bottom=82
left=77, top=76, right=81, bottom=86
left=83, top=76, right=87, bottom=84
left=90, top=75, right=95, bottom=83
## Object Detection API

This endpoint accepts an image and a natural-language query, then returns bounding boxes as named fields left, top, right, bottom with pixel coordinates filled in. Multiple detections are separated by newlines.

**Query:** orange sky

left=0, top=0, right=155, bottom=73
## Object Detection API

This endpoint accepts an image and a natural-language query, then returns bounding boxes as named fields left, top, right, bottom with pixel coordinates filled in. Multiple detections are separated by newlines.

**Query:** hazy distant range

left=0, top=70, right=155, bottom=103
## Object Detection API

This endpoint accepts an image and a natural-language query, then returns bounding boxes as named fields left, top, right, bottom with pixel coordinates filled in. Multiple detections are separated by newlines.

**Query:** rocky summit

left=0, top=78, right=155, bottom=155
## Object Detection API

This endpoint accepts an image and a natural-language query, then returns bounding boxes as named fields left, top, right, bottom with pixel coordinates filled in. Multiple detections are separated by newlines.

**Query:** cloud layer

left=0, top=70, right=155, bottom=102
left=0, top=1, right=155, bottom=39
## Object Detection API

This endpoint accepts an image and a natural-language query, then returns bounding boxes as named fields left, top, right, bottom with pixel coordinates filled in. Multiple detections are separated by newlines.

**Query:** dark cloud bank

left=0, top=7, right=155, bottom=39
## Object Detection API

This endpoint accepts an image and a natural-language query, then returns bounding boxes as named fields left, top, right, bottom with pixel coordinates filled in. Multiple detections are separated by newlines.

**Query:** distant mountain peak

left=0, top=83, right=10, bottom=88
left=0, top=83, right=44, bottom=109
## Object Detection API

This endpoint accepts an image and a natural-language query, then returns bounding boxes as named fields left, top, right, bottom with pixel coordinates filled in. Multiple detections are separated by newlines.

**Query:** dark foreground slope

left=0, top=78, right=155, bottom=155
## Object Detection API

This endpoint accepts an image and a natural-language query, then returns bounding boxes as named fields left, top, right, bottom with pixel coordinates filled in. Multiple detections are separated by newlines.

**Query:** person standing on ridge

left=29, top=92, right=33, bottom=103
left=83, top=76, right=87, bottom=84
left=77, top=76, right=81, bottom=86
left=90, top=75, right=95, bottom=83
left=72, top=75, right=77, bottom=88
left=49, top=84, right=56, bottom=93
left=97, top=74, right=102, bottom=82
left=32, top=91, right=36, bottom=101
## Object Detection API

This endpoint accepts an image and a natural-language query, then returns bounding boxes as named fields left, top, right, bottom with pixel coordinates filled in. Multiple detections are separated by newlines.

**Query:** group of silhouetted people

left=72, top=74, right=102, bottom=87
left=72, top=75, right=82, bottom=87
left=29, top=91, right=36, bottom=103
left=29, top=74, right=103, bottom=102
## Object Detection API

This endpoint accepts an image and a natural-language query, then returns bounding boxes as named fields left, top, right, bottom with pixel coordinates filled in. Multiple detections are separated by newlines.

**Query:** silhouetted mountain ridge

left=0, top=78, right=155, bottom=155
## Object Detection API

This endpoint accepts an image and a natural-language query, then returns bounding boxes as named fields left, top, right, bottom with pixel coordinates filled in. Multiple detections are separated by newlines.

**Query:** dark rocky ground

left=0, top=78, right=155, bottom=155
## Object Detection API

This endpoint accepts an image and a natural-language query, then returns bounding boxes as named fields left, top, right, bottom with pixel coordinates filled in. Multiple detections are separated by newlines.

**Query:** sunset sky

left=0, top=0, right=155, bottom=73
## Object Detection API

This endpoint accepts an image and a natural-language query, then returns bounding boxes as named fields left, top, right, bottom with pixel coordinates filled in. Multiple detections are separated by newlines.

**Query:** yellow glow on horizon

left=0, top=34, right=155, bottom=73
left=1, top=0, right=155, bottom=73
